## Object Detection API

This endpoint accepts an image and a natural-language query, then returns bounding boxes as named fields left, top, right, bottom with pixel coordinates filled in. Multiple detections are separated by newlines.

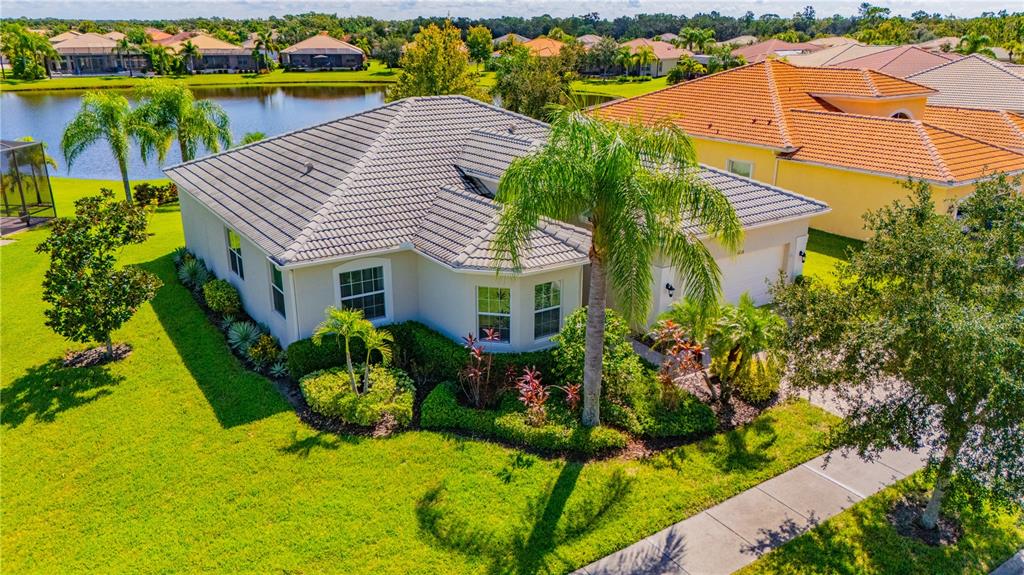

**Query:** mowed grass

left=803, top=229, right=863, bottom=284
left=0, top=60, right=400, bottom=92
left=572, top=76, right=670, bottom=99
left=0, top=178, right=843, bottom=574
left=737, top=474, right=1024, bottom=575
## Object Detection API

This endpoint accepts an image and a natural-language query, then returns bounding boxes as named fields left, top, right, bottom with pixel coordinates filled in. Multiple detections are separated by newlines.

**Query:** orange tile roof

left=619, top=38, right=692, bottom=60
left=144, top=27, right=172, bottom=42
left=923, top=106, right=1024, bottom=152
left=592, top=60, right=1024, bottom=183
left=732, top=39, right=821, bottom=62
left=523, top=37, right=564, bottom=57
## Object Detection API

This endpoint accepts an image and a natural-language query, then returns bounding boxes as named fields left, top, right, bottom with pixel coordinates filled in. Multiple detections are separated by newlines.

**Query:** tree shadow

left=701, top=415, right=778, bottom=473
left=140, top=253, right=290, bottom=428
left=2, top=358, right=124, bottom=428
left=740, top=512, right=821, bottom=557
left=278, top=430, right=360, bottom=457
left=417, top=463, right=636, bottom=574
left=583, top=529, right=687, bottom=575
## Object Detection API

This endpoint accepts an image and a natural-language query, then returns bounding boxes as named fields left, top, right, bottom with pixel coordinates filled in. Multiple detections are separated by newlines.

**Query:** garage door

left=717, top=245, right=786, bottom=306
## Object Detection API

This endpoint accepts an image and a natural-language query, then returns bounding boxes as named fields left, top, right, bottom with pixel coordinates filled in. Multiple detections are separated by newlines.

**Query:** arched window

left=891, top=112, right=911, bottom=119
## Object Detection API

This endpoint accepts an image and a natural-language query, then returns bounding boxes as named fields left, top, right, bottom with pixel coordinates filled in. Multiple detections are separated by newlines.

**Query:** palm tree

left=1004, top=40, right=1024, bottom=63
left=360, top=328, right=394, bottom=393
left=957, top=31, right=996, bottom=58
left=15, top=136, right=58, bottom=170
left=614, top=46, right=633, bottom=76
left=312, top=306, right=372, bottom=393
left=61, top=91, right=163, bottom=202
left=115, top=37, right=135, bottom=76
left=179, top=40, right=200, bottom=74
left=250, top=35, right=268, bottom=73
left=494, top=108, right=743, bottom=426
left=134, top=82, right=232, bottom=163
left=633, top=45, right=656, bottom=76
left=679, top=27, right=701, bottom=51
left=258, top=31, right=278, bottom=70
left=693, top=29, right=716, bottom=54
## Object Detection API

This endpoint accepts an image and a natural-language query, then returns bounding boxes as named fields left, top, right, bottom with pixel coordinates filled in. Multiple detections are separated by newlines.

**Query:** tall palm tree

left=957, top=31, right=996, bottom=58
left=134, top=82, right=232, bottom=163
left=633, top=45, right=655, bottom=76
left=15, top=136, right=58, bottom=170
left=494, top=108, right=743, bottom=426
left=360, top=328, right=394, bottom=393
left=693, top=29, right=716, bottom=54
left=614, top=46, right=633, bottom=76
left=179, top=40, right=200, bottom=74
left=679, top=27, right=701, bottom=51
left=312, top=306, right=372, bottom=393
left=250, top=35, right=268, bottom=73
left=258, top=31, right=278, bottom=70
left=61, top=91, right=163, bottom=202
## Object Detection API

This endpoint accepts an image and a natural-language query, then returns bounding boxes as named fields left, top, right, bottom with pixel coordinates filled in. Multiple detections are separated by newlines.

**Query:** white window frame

left=726, top=159, right=754, bottom=179
left=533, top=281, right=562, bottom=340
left=225, top=227, right=244, bottom=279
left=269, top=263, right=286, bottom=318
left=476, top=286, right=512, bottom=343
left=333, top=258, right=393, bottom=324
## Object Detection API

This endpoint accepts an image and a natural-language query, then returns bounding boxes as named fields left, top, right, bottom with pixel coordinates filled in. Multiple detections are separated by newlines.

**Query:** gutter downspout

left=287, top=267, right=300, bottom=344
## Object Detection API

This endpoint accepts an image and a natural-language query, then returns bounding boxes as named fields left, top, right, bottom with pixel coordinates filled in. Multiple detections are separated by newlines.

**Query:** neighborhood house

left=165, top=96, right=828, bottom=350
left=281, top=33, right=366, bottom=70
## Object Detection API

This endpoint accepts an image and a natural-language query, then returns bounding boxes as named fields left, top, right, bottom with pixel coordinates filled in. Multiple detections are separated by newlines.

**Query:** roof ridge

left=912, top=121, right=955, bottom=182
left=859, top=69, right=881, bottom=97
left=763, top=60, right=795, bottom=149
left=1000, top=110, right=1024, bottom=143
left=278, top=100, right=414, bottom=262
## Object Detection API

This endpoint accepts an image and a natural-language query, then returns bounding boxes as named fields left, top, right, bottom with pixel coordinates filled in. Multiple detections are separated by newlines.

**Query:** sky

left=0, top=0, right=1013, bottom=20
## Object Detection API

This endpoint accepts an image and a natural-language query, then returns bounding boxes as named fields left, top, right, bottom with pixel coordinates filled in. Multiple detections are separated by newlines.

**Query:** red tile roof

left=831, top=46, right=961, bottom=78
left=592, top=60, right=1024, bottom=183
left=732, top=39, right=821, bottom=62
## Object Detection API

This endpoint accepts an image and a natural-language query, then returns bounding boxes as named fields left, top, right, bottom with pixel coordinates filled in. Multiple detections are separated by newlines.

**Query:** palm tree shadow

left=700, top=415, right=778, bottom=473
left=2, top=358, right=124, bottom=428
left=140, top=253, right=289, bottom=428
left=278, top=430, right=361, bottom=457
left=417, top=463, right=636, bottom=575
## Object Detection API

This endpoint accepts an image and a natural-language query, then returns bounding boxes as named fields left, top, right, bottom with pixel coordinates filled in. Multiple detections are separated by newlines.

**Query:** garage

left=717, top=245, right=787, bottom=306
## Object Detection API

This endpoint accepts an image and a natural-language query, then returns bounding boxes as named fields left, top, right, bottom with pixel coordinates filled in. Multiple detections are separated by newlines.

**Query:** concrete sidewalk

left=576, top=447, right=927, bottom=575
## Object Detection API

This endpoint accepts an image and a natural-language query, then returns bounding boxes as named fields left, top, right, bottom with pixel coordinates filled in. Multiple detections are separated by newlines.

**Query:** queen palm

left=614, top=46, right=633, bottom=75
left=957, top=31, right=996, bottom=58
left=495, top=108, right=743, bottom=426
left=134, top=82, right=232, bottom=163
left=633, top=45, right=655, bottom=76
left=312, top=306, right=373, bottom=393
left=360, top=328, right=394, bottom=393
left=115, top=37, right=135, bottom=76
left=179, top=40, right=200, bottom=74
left=61, top=91, right=163, bottom=202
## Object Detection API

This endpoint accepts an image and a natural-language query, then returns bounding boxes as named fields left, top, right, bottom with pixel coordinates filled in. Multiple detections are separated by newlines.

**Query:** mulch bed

left=887, top=494, right=963, bottom=547
left=63, top=344, right=132, bottom=368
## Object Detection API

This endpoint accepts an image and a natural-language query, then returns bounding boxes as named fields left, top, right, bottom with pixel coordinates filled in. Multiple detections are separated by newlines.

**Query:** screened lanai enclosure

left=1, top=139, right=56, bottom=234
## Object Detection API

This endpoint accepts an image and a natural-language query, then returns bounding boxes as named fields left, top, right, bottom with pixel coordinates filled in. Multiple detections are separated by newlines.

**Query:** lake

left=1, top=85, right=613, bottom=180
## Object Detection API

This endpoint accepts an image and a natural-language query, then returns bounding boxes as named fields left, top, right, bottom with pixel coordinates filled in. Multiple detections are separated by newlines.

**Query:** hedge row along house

left=165, top=96, right=827, bottom=350
left=592, top=59, right=1024, bottom=239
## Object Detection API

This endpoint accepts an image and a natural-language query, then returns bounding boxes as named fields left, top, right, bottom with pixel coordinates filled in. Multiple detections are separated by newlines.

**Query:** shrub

left=735, top=355, right=783, bottom=405
left=247, top=333, right=282, bottom=368
left=133, top=182, right=178, bottom=206
left=300, top=365, right=415, bottom=427
left=268, top=361, right=289, bottom=378
left=421, top=382, right=628, bottom=455
left=553, top=307, right=645, bottom=403
left=287, top=336, right=366, bottom=379
left=177, top=258, right=210, bottom=290
left=172, top=246, right=191, bottom=266
left=226, top=321, right=262, bottom=353
left=202, top=279, right=241, bottom=316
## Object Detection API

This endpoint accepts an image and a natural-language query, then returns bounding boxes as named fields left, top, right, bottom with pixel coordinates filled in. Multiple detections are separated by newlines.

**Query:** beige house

left=166, top=96, right=827, bottom=350
left=51, top=32, right=147, bottom=75
left=619, top=39, right=692, bottom=77
left=281, top=33, right=365, bottom=70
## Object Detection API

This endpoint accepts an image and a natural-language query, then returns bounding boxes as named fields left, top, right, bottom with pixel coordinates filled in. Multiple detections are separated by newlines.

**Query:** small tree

left=385, top=20, right=487, bottom=102
left=360, top=327, right=394, bottom=393
left=379, top=35, right=405, bottom=68
left=465, top=25, right=493, bottom=69
left=773, top=176, right=1024, bottom=531
left=36, top=189, right=162, bottom=358
left=312, top=306, right=371, bottom=394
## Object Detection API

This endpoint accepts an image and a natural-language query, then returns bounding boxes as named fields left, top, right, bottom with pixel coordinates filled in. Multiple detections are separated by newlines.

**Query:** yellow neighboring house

left=593, top=59, right=1024, bottom=239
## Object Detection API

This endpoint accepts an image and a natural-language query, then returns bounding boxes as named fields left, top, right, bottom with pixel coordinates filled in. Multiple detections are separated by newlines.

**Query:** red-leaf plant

left=459, top=328, right=501, bottom=408
left=651, top=319, right=706, bottom=409
left=516, top=366, right=550, bottom=426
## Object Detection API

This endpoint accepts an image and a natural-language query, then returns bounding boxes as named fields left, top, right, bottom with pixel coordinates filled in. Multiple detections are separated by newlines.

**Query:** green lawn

left=803, top=229, right=863, bottom=284
left=737, top=474, right=1024, bottom=575
left=0, top=60, right=401, bottom=92
left=1, top=178, right=840, bottom=574
left=1, top=61, right=673, bottom=101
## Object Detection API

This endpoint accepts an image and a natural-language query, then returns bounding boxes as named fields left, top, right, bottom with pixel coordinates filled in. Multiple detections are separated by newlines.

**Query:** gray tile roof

left=908, top=55, right=1024, bottom=112
left=166, top=95, right=828, bottom=272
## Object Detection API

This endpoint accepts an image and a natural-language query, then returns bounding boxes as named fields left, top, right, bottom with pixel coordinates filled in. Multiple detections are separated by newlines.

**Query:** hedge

left=287, top=321, right=556, bottom=381
left=420, top=382, right=628, bottom=456
left=300, top=365, right=415, bottom=428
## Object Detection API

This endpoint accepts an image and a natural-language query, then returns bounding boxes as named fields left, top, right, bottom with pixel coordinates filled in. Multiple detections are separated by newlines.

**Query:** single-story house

left=281, top=32, right=365, bottom=70
left=167, top=33, right=254, bottom=73
left=522, top=37, right=564, bottom=57
left=165, top=96, right=828, bottom=350
left=50, top=32, right=148, bottom=75
left=48, top=30, right=81, bottom=44
left=102, top=31, right=126, bottom=41
left=656, top=32, right=679, bottom=42
left=145, top=27, right=172, bottom=42
left=577, top=34, right=603, bottom=48
left=717, top=35, right=758, bottom=47
left=732, top=39, right=821, bottom=63
left=619, top=38, right=693, bottom=77
left=493, top=33, right=531, bottom=46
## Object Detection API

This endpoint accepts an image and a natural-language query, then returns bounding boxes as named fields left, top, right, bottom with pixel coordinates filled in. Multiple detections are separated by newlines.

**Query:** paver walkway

left=576, top=389, right=933, bottom=575
left=576, top=447, right=928, bottom=575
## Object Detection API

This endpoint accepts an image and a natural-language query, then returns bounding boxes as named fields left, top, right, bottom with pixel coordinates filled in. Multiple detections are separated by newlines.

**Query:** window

left=477, top=286, right=511, bottom=342
left=339, top=266, right=386, bottom=319
left=534, top=282, right=561, bottom=339
left=891, top=111, right=911, bottom=119
left=226, top=228, right=244, bottom=279
left=726, top=159, right=753, bottom=179
left=270, top=264, right=286, bottom=317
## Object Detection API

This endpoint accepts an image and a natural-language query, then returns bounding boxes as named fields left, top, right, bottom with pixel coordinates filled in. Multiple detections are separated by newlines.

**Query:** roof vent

left=507, top=124, right=517, bottom=135
left=303, top=161, right=314, bottom=175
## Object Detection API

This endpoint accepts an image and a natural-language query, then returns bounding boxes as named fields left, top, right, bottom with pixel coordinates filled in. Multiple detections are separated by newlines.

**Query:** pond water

left=1, top=85, right=614, bottom=180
